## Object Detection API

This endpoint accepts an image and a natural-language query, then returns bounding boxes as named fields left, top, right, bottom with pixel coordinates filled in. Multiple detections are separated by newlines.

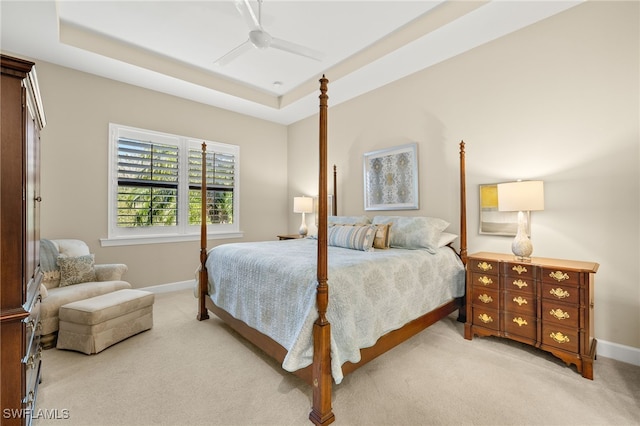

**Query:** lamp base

left=511, top=211, right=533, bottom=262
left=513, top=255, right=532, bottom=263
left=298, top=212, right=308, bottom=236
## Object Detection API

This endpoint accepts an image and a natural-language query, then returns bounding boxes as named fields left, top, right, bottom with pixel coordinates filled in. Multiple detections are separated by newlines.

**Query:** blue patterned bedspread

left=206, top=238, right=465, bottom=383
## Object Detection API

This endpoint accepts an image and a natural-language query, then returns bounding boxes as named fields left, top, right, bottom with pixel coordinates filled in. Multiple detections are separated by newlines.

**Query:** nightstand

left=277, top=234, right=304, bottom=240
left=464, top=252, right=599, bottom=379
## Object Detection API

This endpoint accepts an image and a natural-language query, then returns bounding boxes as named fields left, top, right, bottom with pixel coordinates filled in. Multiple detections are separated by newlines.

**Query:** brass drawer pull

left=549, top=287, right=570, bottom=299
left=512, top=265, right=528, bottom=275
left=23, top=390, right=35, bottom=407
left=478, top=294, right=493, bottom=304
left=512, top=317, right=528, bottom=327
left=478, top=276, right=493, bottom=286
left=478, top=313, right=493, bottom=323
left=512, top=279, right=528, bottom=289
left=512, top=296, right=528, bottom=306
left=549, top=271, right=570, bottom=282
left=25, top=354, right=36, bottom=369
left=24, top=318, right=36, bottom=331
left=477, top=261, right=492, bottom=271
left=549, top=309, right=570, bottom=320
left=549, top=331, right=570, bottom=344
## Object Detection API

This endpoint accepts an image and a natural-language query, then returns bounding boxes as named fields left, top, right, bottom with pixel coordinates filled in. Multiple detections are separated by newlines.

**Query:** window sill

left=100, top=231, right=244, bottom=247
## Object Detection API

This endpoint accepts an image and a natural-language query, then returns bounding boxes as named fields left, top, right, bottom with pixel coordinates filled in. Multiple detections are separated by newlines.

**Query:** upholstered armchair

left=39, top=239, right=131, bottom=349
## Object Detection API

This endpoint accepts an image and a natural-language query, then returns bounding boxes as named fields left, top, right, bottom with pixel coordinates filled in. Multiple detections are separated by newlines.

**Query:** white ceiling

left=1, top=0, right=582, bottom=125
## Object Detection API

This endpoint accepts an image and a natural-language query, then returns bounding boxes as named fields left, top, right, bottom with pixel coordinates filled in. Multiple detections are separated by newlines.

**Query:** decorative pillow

left=372, top=216, right=449, bottom=253
left=327, top=224, right=376, bottom=251
left=372, top=223, right=391, bottom=249
left=57, top=254, right=97, bottom=287
left=328, top=215, right=371, bottom=226
left=438, top=232, right=458, bottom=248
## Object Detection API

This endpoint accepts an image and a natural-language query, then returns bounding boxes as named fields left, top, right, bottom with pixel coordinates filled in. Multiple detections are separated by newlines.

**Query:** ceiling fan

left=214, top=0, right=325, bottom=66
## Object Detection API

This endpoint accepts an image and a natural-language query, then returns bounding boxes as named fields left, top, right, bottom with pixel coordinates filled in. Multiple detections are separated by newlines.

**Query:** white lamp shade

left=497, top=181, right=544, bottom=212
left=293, top=196, right=314, bottom=214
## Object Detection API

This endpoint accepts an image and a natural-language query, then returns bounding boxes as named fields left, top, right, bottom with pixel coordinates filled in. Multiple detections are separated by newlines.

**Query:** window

left=105, top=124, right=241, bottom=245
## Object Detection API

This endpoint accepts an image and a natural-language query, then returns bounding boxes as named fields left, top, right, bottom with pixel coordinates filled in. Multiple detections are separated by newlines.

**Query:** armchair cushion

left=95, top=263, right=129, bottom=281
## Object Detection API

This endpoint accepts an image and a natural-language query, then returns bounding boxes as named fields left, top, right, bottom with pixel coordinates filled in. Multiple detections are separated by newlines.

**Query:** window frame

left=103, top=123, right=242, bottom=247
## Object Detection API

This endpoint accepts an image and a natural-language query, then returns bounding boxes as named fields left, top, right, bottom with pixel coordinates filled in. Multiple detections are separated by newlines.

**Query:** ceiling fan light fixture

left=214, top=0, right=324, bottom=66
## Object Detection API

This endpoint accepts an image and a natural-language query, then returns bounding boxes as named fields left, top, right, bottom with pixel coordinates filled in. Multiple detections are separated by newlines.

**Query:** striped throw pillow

left=327, top=225, right=376, bottom=251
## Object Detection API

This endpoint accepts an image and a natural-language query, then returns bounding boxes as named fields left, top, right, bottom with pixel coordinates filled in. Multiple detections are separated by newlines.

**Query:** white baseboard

left=140, top=280, right=194, bottom=294
left=597, top=339, right=640, bottom=367
left=138, top=280, right=640, bottom=368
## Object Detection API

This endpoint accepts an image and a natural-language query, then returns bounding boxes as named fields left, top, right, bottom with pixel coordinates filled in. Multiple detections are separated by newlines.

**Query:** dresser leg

left=581, top=338, right=597, bottom=380
left=464, top=323, right=473, bottom=340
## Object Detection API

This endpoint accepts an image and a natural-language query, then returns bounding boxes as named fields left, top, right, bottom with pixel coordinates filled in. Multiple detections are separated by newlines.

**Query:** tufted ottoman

left=56, top=289, right=154, bottom=354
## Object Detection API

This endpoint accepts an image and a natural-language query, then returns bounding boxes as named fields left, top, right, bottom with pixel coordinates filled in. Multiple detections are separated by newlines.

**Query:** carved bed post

left=309, top=75, right=335, bottom=426
left=197, top=142, right=210, bottom=321
left=459, top=140, right=467, bottom=266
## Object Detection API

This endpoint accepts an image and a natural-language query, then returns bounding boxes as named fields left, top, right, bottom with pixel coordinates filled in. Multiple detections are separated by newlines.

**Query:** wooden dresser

left=1, top=55, right=47, bottom=425
left=464, top=252, right=599, bottom=379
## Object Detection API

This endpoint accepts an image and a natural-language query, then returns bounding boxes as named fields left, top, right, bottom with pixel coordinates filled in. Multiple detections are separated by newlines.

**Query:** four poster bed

left=197, top=76, right=468, bottom=425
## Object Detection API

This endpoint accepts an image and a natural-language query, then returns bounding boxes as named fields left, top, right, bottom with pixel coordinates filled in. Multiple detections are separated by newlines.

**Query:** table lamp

left=497, top=180, right=544, bottom=261
left=293, top=196, right=313, bottom=236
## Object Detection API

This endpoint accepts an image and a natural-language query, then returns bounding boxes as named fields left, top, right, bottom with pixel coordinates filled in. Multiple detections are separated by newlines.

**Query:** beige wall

left=288, top=2, right=639, bottom=349
left=36, top=62, right=289, bottom=288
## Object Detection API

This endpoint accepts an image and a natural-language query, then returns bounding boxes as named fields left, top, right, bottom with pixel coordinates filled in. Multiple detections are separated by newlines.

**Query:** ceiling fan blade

left=270, top=37, right=324, bottom=61
left=234, top=0, right=260, bottom=31
left=214, top=40, right=252, bottom=66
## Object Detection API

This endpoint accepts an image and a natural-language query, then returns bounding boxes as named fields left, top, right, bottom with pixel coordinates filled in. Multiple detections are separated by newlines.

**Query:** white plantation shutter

left=117, top=138, right=179, bottom=227
left=107, top=124, right=240, bottom=243
left=188, top=147, right=235, bottom=225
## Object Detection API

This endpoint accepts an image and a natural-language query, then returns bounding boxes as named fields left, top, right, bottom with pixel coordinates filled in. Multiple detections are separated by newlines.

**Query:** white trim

left=100, top=231, right=243, bottom=247
left=597, top=339, right=640, bottom=367
left=140, top=280, right=194, bottom=294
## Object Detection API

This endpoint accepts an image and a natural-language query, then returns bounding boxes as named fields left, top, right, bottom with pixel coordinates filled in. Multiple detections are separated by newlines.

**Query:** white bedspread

left=206, top=238, right=465, bottom=383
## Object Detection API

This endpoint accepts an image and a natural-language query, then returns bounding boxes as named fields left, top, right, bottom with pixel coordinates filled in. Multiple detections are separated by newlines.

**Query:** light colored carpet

left=35, top=289, right=640, bottom=426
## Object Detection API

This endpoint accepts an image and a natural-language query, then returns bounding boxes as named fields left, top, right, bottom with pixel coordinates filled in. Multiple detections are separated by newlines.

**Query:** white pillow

left=372, top=216, right=449, bottom=253
left=438, top=232, right=458, bottom=248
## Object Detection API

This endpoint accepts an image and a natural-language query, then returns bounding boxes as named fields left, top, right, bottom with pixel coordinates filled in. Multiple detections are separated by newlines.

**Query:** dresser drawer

left=542, top=268, right=580, bottom=286
left=472, top=287, right=499, bottom=310
left=472, top=307, right=499, bottom=331
left=504, top=291, right=536, bottom=315
left=503, top=262, right=535, bottom=280
left=542, top=323, right=579, bottom=353
left=504, top=275, right=535, bottom=295
left=468, top=258, right=499, bottom=274
left=470, top=272, right=498, bottom=290
left=541, top=300, right=579, bottom=328
left=542, top=282, right=579, bottom=305
left=504, top=312, right=537, bottom=340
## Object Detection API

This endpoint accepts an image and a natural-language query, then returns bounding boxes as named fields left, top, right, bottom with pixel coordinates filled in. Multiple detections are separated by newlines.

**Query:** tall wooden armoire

left=1, top=54, right=47, bottom=426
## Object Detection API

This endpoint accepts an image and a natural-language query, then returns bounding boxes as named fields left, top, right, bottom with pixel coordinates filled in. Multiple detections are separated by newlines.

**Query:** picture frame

left=479, top=183, right=530, bottom=236
left=363, top=143, right=419, bottom=211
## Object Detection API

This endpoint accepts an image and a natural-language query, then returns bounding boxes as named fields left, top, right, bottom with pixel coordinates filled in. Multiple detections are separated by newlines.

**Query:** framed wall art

left=363, top=143, right=418, bottom=211
left=479, top=183, right=530, bottom=236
